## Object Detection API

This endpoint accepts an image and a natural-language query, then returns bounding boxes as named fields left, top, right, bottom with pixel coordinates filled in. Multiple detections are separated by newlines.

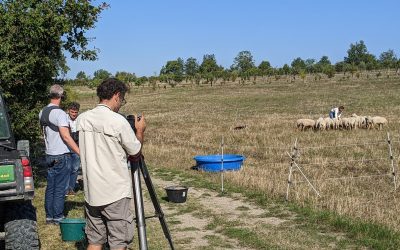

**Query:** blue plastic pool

left=193, top=154, right=245, bottom=172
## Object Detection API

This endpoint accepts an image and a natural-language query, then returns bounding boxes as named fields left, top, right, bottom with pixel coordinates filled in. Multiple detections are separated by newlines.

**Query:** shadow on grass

left=64, top=200, right=85, bottom=217
left=161, top=196, right=170, bottom=202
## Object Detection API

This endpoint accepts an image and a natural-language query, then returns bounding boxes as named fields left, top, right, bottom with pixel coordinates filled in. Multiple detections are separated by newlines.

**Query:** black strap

left=40, top=106, right=62, bottom=132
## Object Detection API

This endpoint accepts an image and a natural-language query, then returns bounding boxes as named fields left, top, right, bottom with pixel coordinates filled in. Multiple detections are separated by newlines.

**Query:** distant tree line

left=68, top=40, right=400, bottom=88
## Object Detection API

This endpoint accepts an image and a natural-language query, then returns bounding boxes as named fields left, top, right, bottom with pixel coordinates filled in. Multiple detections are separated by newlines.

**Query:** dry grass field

left=33, top=73, right=400, bottom=249
left=108, top=73, right=400, bottom=231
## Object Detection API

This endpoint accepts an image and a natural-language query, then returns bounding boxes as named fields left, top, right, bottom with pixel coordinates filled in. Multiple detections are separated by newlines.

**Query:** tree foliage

left=93, top=69, right=112, bottom=80
left=379, top=49, right=397, bottom=69
left=291, top=57, right=306, bottom=75
left=184, top=57, right=199, bottom=77
left=232, top=51, right=255, bottom=72
left=160, top=57, right=185, bottom=83
left=258, top=61, right=271, bottom=77
left=344, top=40, right=375, bottom=67
left=0, top=0, right=107, bottom=140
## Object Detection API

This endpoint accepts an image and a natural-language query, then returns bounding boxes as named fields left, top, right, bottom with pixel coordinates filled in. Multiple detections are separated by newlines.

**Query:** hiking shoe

left=53, top=217, right=65, bottom=225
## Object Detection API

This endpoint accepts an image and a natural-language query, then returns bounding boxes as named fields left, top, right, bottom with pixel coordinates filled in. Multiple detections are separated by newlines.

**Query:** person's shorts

left=85, top=198, right=134, bottom=249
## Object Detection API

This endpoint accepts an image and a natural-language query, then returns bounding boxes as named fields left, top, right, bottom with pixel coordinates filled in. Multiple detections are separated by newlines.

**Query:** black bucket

left=165, top=186, right=188, bottom=203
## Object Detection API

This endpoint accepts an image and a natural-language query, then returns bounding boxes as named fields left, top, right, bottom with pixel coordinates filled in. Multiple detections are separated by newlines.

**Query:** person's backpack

left=40, top=106, right=62, bottom=133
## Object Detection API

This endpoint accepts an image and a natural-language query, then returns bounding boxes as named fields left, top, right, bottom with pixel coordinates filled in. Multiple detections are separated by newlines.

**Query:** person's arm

left=59, top=127, right=80, bottom=155
left=334, top=108, right=339, bottom=118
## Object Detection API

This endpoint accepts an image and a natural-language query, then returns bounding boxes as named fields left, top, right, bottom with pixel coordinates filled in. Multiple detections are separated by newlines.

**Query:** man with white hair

left=39, top=84, right=79, bottom=225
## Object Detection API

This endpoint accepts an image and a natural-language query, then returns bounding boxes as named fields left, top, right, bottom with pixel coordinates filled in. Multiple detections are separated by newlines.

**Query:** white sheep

left=371, top=116, right=388, bottom=130
left=348, top=117, right=357, bottom=130
left=332, top=118, right=341, bottom=130
left=315, top=117, right=326, bottom=131
left=296, top=119, right=316, bottom=131
left=324, top=117, right=333, bottom=130
left=365, top=116, right=374, bottom=129
left=340, top=117, right=351, bottom=130
left=351, top=114, right=365, bottom=129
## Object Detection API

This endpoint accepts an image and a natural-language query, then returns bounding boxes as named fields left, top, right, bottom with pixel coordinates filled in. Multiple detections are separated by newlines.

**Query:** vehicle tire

left=4, top=201, right=39, bottom=250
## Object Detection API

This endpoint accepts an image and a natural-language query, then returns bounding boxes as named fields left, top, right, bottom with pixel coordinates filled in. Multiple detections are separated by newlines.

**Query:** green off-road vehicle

left=0, top=92, right=39, bottom=249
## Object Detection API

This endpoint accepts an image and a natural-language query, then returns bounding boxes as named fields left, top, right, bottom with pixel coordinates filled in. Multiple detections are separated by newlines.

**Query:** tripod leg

left=131, top=162, right=148, bottom=250
left=139, top=158, right=175, bottom=250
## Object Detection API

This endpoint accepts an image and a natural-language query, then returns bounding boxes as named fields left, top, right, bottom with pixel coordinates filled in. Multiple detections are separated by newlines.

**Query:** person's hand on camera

left=135, top=113, right=146, bottom=133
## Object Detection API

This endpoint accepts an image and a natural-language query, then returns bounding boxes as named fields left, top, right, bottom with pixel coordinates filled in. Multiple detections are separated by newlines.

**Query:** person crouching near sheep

left=329, top=106, right=344, bottom=119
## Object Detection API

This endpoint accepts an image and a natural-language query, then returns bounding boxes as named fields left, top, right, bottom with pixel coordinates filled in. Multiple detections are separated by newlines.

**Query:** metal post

left=286, top=139, right=297, bottom=201
left=131, top=162, right=148, bottom=250
left=221, top=136, right=224, bottom=193
left=387, top=132, right=397, bottom=190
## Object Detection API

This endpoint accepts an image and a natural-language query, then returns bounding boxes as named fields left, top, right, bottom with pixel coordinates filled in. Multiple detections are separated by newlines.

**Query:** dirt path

left=139, top=171, right=351, bottom=250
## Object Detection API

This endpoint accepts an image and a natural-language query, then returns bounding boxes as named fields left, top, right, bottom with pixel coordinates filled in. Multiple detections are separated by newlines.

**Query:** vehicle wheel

left=4, top=201, right=39, bottom=250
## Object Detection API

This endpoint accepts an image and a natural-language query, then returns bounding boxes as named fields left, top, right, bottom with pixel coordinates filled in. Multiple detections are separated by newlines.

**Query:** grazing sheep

left=296, top=119, right=315, bottom=131
left=371, top=116, right=388, bottom=130
left=315, top=117, right=326, bottom=131
left=351, top=114, right=366, bottom=129
left=348, top=117, right=357, bottom=130
left=324, top=117, right=333, bottom=130
left=340, top=117, right=351, bottom=130
left=332, top=118, right=341, bottom=130
left=365, top=116, right=374, bottom=129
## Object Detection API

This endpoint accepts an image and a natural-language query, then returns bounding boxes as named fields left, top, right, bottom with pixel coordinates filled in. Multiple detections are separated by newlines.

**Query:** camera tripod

left=129, top=155, right=174, bottom=250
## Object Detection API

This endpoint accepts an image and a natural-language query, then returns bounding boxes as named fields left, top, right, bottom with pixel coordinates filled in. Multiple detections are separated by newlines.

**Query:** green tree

left=316, top=56, right=333, bottom=76
left=305, top=58, right=316, bottom=73
left=184, top=57, right=199, bottom=76
left=364, top=54, right=379, bottom=70
left=115, top=71, right=136, bottom=84
left=0, top=0, right=107, bottom=140
left=291, top=57, right=306, bottom=75
left=231, top=51, right=255, bottom=72
left=258, top=61, right=271, bottom=79
left=282, top=64, right=291, bottom=75
left=379, top=49, right=397, bottom=70
left=74, top=71, right=89, bottom=86
left=160, top=58, right=184, bottom=83
left=318, top=56, right=331, bottom=66
left=76, top=71, right=88, bottom=80
left=323, top=65, right=335, bottom=78
left=200, top=54, right=221, bottom=85
left=184, top=57, right=199, bottom=83
left=94, top=69, right=112, bottom=80
left=344, top=40, right=374, bottom=67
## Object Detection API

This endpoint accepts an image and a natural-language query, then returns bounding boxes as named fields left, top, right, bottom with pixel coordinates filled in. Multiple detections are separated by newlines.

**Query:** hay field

left=78, top=74, right=400, bottom=231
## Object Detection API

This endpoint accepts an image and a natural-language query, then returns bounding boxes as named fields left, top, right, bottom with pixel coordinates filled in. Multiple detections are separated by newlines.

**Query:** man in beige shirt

left=77, top=78, right=146, bottom=250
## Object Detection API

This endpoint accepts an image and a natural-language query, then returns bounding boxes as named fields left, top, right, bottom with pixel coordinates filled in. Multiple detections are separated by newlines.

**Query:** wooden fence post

left=387, top=132, right=397, bottom=190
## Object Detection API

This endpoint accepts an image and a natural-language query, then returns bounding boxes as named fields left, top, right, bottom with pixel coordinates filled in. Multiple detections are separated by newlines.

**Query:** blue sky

left=65, top=0, right=400, bottom=78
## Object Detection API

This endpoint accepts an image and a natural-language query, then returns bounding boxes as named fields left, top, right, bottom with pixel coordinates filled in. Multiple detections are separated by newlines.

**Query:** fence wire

left=291, top=173, right=392, bottom=185
left=296, top=157, right=388, bottom=166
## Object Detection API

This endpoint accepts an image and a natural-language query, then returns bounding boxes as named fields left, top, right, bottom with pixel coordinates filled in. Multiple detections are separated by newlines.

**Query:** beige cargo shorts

left=85, top=198, right=134, bottom=249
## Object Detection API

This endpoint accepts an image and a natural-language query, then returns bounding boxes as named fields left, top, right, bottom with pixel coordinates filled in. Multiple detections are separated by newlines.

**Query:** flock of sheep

left=296, top=114, right=388, bottom=131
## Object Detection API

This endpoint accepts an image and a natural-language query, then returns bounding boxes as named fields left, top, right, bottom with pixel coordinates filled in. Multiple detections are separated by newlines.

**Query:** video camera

left=126, top=114, right=142, bottom=134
